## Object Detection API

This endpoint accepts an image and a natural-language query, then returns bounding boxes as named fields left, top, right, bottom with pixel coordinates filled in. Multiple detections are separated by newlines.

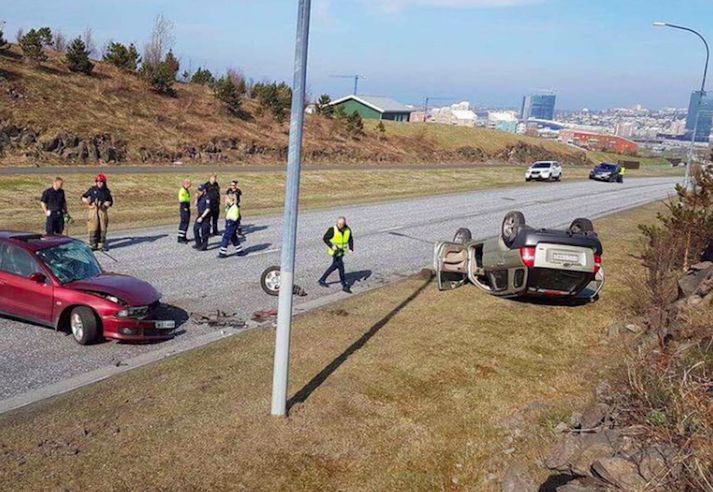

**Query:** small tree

left=82, top=27, right=96, bottom=57
left=164, top=49, right=179, bottom=78
left=376, top=120, right=386, bottom=138
left=213, top=75, right=242, bottom=116
left=345, top=111, right=364, bottom=137
left=103, top=42, right=141, bottom=71
left=19, top=28, right=51, bottom=62
left=316, top=94, right=334, bottom=117
left=191, top=67, right=214, bottom=85
left=65, top=37, right=94, bottom=75
left=253, top=81, right=292, bottom=123
left=53, top=30, right=66, bottom=52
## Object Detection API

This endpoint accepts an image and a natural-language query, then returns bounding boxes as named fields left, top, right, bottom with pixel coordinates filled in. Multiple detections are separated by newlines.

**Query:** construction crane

left=423, top=96, right=456, bottom=122
left=331, top=74, right=366, bottom=95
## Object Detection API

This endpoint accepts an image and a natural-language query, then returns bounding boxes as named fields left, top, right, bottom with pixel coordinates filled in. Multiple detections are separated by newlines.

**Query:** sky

left=2, top=0, right=713, bottom=110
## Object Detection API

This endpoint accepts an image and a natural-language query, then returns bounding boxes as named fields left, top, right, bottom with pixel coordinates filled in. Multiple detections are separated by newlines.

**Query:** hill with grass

left=0, top=44, right=589, bottom=167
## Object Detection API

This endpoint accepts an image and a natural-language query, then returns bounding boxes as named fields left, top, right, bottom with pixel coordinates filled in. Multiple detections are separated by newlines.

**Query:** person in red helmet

left=81, top=173, right=113, bottom=251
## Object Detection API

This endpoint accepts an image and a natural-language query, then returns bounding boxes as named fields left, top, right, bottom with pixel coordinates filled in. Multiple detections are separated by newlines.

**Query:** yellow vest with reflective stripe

left=178, top=187, right=191, bottom=203
left=226, top=203, right=240, bottom=221
left=328, top=226, right=350, bottom=256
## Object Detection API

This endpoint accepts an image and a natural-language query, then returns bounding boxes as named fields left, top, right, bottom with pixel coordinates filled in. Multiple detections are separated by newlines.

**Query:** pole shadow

left=286, top=276, right=433, bottom=413
left=108, top=234, right=168, bottom=250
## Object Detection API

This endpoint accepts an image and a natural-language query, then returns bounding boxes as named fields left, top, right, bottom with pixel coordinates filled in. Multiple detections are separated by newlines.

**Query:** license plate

left=552, top=252, right=580, bottom=264
left=155, top=320, right=176, bottom=330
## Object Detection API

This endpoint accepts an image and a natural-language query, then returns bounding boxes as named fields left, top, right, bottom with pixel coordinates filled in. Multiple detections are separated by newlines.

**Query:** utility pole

left=654, top=22, right=709, bottom=187
left=331, top=74, right=365, bottom=95
left=271, top=0, right=312, bottom=417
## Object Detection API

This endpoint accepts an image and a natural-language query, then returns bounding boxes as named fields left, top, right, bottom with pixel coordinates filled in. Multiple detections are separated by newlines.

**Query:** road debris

left=190, top=310, right=247, bottom=329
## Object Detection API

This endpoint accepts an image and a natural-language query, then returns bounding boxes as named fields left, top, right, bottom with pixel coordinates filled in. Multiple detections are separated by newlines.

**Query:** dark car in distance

left=0, top=232, right=176, bottom=344
left=589, top=163, right=624, bottom=183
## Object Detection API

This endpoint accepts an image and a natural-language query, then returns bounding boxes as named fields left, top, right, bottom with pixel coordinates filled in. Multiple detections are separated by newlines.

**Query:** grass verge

left=0, top=166, right=681, bottom=232
left=0, top=203, right=663, bottom=490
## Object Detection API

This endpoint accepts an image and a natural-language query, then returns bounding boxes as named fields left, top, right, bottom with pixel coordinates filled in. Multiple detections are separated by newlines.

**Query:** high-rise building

left=521, top=92, right=556, bottom=120
left=685, top=90, right=713, bottom=142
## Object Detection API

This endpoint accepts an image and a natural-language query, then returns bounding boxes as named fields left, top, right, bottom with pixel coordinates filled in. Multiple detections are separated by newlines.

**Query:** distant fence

left=617, top=160, right=640, bottom=170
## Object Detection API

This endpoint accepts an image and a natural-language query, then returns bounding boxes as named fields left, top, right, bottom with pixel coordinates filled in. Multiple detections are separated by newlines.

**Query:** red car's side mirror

left=29, top=272, right=47, bottom=284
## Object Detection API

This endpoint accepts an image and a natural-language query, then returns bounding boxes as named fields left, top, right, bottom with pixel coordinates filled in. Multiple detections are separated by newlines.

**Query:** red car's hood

left=67, top=273, right=161, bottom=306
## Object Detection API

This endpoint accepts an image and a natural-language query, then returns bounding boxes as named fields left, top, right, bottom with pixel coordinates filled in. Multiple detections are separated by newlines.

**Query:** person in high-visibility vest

left=218, top=193, right=245, bottom=258
left=177, top=178, right=192, bottom=244
left=318, top=216, right=354, bottom=293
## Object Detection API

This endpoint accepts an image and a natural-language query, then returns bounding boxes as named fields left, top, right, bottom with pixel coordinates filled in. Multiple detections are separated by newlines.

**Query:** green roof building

left=330, top=95, right=414, bottom=122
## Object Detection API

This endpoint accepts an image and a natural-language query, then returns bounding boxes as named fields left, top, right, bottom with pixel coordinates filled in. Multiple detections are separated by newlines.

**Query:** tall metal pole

left=354, top=75, right=359, bottom=95
left=654, top=22, right=709, bottom=186
left=271, top=0, right=312, bottom=417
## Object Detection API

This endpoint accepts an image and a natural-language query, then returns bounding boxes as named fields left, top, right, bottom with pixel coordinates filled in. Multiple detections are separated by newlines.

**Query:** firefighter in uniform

left=177, top=179, right=192, bottom=243
left=40, top=177, right=68, bottom=235
left=81, top=173, right=113, bottom=251
left=193, top=185, right=211, bottom=251
left=318, top=216, right=354, bottom=293
left=218, top=193, right=245, bottom=258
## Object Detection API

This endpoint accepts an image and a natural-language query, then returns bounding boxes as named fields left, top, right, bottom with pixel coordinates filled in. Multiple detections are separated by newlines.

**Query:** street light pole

left=654, top=22, right=710, bottom=186
left=271, top=0, right=312, bottom=417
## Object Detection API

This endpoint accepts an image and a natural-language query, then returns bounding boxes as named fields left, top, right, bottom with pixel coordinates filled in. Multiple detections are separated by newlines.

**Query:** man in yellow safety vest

left=318, top=216, right=354, bottom=293
left=177, top=178, right=191, bottom=244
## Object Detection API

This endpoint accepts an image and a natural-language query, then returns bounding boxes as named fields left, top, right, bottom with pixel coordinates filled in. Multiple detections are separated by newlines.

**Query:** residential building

left=521, top=92, right=556, bottom=120
left=488, top=111, right=519, bottom=133
left=559, top=130, right=639, bottom=154
left=329, top=95, right=413, bottom=122
left=431, top=101, right=478, bottom=127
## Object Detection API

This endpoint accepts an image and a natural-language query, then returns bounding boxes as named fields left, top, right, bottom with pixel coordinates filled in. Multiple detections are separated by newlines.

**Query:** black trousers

left=320, top=256, right=347, bottom=287
left=45, top=211, right=65, bottom=235
left=210, top=206, right=220, bottom=235
left=193, top=219, right=211, bottom=249
left=178, top=204, right=190, bottom=241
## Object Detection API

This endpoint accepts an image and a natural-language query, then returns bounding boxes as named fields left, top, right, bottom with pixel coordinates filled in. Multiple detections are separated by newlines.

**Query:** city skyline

left=2, top=0, right=712, bottom=110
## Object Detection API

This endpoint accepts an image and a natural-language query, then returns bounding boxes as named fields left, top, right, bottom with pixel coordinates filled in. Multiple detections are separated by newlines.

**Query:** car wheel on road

left=69, top=306, right=99, bottom=345
left=556, top=175, right=561, bottom=181
left=453, top=227, right=472, bottom=244
left=261, top=266, right=281, bottom=296
left=569, top=218, right=594, bottom=234
left=617, top=175, right=623, bottom=183
left=501, top=211, right=525, bottom=247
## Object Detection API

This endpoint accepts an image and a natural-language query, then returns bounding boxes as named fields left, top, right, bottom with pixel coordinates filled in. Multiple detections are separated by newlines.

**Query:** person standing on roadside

left=40, top=177, right=68, bottom=235
left=217, top=192, right=245, bottom=258
left=193, top=185, right=211, bottom=251
left=318, top=216, right=354, bottom=293
left=203, top=174, right=221, bottom=236
left=225, top=179, right=243, bottom=237
left=81, top=173, right=113, bottom=251
left=177, top=178, right=192, bottom=244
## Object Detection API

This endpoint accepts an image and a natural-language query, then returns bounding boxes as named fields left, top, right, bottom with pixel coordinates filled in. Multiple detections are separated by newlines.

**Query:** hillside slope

left=0, top=45, right=588, bottom=166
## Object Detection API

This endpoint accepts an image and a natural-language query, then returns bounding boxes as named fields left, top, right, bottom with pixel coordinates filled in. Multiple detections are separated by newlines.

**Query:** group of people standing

left=177, top=175, right=245, bottom=258
left=40, top=173, right=113, bottom=251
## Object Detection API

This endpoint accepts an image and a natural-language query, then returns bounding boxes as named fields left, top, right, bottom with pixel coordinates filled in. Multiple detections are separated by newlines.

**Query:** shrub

left=19, top=28, right=52, bottom=62
left=191, top=67, right=215, bottom=86
left=316, top=94, right=334, bottom=117
left=141, top=50, right=179, bottom=95
left=345, top=111, right=364, bottom=137
left=376, top=120, right=386, bottom=134
left=103, top=42, right=141, bottom=71
left=65, top=37, right=94, bottom=75
left=213, top=75, right=242, bottom=116
left=252, top=81, right=292, bottom=123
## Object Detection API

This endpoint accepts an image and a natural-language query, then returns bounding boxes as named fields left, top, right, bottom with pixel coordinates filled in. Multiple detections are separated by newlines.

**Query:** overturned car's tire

left=501, top=211, right=525, bottom=248
left=260, top=266, right=281, bottom=296
left=569, top=218, right=594, bottom=234
left=453, top=227, right=472, bottom=244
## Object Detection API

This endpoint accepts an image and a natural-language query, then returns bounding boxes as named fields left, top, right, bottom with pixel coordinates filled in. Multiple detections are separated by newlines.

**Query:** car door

left=434, top=241, right=469, bottom=291
left=0, top=243, right=54, bottom=325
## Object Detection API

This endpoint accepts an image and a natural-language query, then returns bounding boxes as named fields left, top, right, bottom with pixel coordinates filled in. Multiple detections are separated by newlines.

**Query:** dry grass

left=0, top=204, right=664, bottom=491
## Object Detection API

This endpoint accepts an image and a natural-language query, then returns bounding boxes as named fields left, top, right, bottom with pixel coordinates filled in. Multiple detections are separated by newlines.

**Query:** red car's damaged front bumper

left=101, top=315, right=177, bottom=342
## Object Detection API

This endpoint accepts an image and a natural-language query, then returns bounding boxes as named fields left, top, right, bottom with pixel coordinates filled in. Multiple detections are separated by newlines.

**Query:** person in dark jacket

left=81, top=173, right=113, bottom=251
left=203, top=175, right=221, bottom=236
left=40, top=177, right=68, bottom=235
left=318, top=216, right=354, bottom=293
left=193, top=185, right=212, bottom=251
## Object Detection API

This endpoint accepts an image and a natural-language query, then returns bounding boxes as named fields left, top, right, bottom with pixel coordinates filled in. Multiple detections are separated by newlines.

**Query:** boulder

left=678, top=267, right=713, bottom=298
left=556, top=477, right=608, bottom=492
left=502, top=464, right=537, bottom=492
left=580, top=403, right=611, bottom=430
left=591, top=457, right=646, bottom=489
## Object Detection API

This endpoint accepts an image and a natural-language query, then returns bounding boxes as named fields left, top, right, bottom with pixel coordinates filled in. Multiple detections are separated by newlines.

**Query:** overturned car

left=433, top=212, right=604, bottom=300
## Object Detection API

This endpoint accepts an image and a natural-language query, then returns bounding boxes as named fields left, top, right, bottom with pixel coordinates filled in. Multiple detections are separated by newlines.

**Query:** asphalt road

left=0, top=177, right=678, bottom=401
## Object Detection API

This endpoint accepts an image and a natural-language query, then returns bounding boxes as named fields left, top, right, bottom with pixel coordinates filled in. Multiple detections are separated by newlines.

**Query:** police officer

left=193, top=185, right=211, bottom=251
left=177, top=178, right=191, bottom=244
left=318, top=216, right=354, bottom=293
left=81, top=173, right=113, bottom=251
left=225, top=179, right=243, bottom=237
left=40, top=177, right=68, bottom=235
left=203, top=174, right=221, bottom=236
left=218, top=193, right=245, bottom=258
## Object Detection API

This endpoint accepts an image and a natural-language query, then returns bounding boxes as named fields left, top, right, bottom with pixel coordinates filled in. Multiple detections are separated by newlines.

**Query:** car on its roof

left=589, top=163, right=624, bottom=183
left=434, top=212, right=604, bottom=300
left=0, top=232, right=176, bottom=344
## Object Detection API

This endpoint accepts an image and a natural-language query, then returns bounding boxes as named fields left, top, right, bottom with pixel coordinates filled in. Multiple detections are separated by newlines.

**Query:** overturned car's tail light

left=593, top=254, right=602, bottom=274
left=519, top=247, right=536, bottom=268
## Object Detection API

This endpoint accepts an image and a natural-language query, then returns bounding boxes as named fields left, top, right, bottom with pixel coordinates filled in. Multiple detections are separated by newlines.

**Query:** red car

left=0, top=232, right=176, bottom=344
